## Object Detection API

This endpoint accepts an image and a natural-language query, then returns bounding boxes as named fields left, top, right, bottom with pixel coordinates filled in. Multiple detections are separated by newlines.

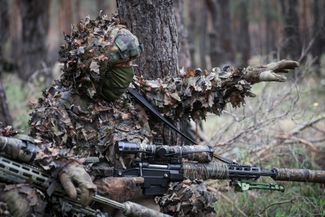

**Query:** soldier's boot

left=0, top=184, right=46, bottom=217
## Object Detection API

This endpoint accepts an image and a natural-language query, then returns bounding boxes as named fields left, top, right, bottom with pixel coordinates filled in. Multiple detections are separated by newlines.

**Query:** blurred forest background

left=0, top=0, right=325, bottom=216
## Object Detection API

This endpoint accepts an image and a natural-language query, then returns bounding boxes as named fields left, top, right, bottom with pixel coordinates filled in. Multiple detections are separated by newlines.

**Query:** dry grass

left=201, top=60, right=325, bottom=216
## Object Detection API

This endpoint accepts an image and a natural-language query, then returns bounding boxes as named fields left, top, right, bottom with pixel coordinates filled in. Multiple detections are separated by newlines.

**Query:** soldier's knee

left=0, top=184, right=46, bottom=217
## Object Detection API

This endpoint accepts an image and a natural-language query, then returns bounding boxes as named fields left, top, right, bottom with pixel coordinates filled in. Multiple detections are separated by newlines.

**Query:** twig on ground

left=290, top=114, right=325, bottom=135
left=258, top=198, right=295, bottom=216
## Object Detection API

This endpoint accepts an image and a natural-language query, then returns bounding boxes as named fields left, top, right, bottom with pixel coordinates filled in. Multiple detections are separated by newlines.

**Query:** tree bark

left=280, top=0, right=302, bottom=60
left=0, top=0, right=9, bottom=63
left=238, top=0, right=250, bottom=66
left=312, top=0, right=325, bottom=75
left=198, top=1, right=208, bottom=69
left=174, top=0, right=191, bottom=68
left=218, top=0, right=235, bottom=64
left=0, top=82, right=12, bottom=126
left=18, top=0, right=50, bottom=82
left=264, top=0, right=278, bottom=58
left=59, top=0, right=73, bottom=34
left=10, top=0, right=22, bottom=62
left=206, top=0, right=222, bottom=67
left=0, top=0, right=13, bottom=126
left=117, top=0, right=178, bottom=79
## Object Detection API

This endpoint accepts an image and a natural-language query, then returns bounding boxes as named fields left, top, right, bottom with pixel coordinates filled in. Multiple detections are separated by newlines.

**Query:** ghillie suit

left=1, top=14, right=298, bottom=217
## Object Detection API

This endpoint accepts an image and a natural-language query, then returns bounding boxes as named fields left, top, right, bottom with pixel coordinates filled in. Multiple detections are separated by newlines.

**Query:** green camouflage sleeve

left=133, top=66, right=255, bottom=121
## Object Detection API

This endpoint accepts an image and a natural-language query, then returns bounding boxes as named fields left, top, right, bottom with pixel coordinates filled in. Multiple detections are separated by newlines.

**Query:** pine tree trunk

left=0, top=0, right=9, bottom=63
left=0, top=82, right=12, bottom=126
left=264, top=0, right=277, bottom=58
left=0, top=0, right=12, bottom=126
left=59, top=0, right=73, bottom=34
left=174, top=0, right=191, bottom=68
left=280, top=0, right=302, bottom=60
left=238, top=0, right=250, bottom=66
left=218, top=0, right=235, bottom=64
left=206, top=0, right=222, bottom=66
left=312, top=0, right=325, bottom=75
left=198, top=1, right=208, bottom=69
left=18, top=0, right=50, bottom=82
left=10, top=0, right=22, bottom=62
left=117, top=0, right=178, bottom=79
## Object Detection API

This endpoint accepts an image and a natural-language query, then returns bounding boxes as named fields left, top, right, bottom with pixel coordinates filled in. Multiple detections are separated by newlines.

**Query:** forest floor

left=202, top=59, right=325, bottom=217
left=2, top=58, right=325, bottom=217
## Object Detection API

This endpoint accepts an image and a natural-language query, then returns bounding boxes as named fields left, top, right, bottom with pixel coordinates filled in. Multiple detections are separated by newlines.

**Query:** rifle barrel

left=183, top=162, right=325, bottom=184
left=273, top=168, right=325, bottom=183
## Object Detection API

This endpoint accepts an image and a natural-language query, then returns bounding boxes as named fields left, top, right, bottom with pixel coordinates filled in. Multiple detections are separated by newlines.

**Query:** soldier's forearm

left=133, top=66, right=253, bottom=120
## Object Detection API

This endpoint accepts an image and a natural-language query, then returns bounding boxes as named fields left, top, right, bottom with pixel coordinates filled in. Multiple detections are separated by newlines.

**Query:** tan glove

left=59, top=161, right=97, bottom=206
left=244, top=59, right=299, bottom=84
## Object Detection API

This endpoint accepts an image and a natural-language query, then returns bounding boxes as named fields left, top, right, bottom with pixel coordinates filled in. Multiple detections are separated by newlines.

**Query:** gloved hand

left=59, top=161, right=97, bottom=206
left=244, top=60, right=299, bottom=84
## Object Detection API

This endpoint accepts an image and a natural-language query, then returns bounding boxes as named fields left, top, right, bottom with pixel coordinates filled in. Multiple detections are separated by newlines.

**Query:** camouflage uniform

left=1, top=14, right=299, bottom=217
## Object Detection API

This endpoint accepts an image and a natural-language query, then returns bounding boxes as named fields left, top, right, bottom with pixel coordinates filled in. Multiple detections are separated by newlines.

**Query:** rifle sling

left=127, top=87, right=197, bottom=145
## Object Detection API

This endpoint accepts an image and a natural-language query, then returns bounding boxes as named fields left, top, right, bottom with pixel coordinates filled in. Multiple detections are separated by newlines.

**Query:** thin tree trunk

left=198, top=1, right=208, bottom=69
left=174, top=0, right=191, bottom=68
left=0, top=82, right=12, bottom=126
left=0, top=0, right=13, bottom=126
left=218, top=0, right=235, bottom=64
left=75, top=0, right=81, bottom=22
left=238, top=0, right=250, bottom=66
left=117, top=0, right=178, bottom=79
left=264, top=0, right=277, bottom=58
left=18, top=0, right=50, bottom=82
left=312, top=0, right=325, bottom=76
left=9, top=0, right=22, bottom=62
left=206, top=0, right=222, bottom=66
left=188, top=1, right=197, bottom=67
left=301, top=0, right=310, bottom=47
left=280, top=0, right=302, bottom=60
left=59, top=0, right=73, bottom=34
left=0, top=0, right=9, bottom=62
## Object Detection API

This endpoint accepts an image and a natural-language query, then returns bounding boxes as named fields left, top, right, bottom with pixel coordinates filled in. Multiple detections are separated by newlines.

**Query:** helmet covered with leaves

left=59, top=14, right=142, bottom=99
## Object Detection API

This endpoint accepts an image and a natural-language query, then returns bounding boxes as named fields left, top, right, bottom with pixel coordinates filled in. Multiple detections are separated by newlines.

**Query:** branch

left=290, top=114, right=325, bottom=135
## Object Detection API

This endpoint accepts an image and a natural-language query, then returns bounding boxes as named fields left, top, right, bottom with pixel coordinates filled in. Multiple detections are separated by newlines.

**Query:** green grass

left=3, top=74, right=44, bottom=132
left=212, top=144, right=324, bottom=217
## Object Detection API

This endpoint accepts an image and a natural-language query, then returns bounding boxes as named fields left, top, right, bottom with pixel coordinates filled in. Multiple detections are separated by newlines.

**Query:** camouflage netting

left=157, top=180, right=217, bottom=217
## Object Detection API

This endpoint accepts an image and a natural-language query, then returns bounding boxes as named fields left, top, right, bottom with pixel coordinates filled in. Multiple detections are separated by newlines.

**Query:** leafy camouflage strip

left=0, top=184, right=46, bottom=217
left=0, top=125, right=17, bottom=137
left=157, top=180, right=217, bottom=217
left=133, top=66, right=254, bottom=121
